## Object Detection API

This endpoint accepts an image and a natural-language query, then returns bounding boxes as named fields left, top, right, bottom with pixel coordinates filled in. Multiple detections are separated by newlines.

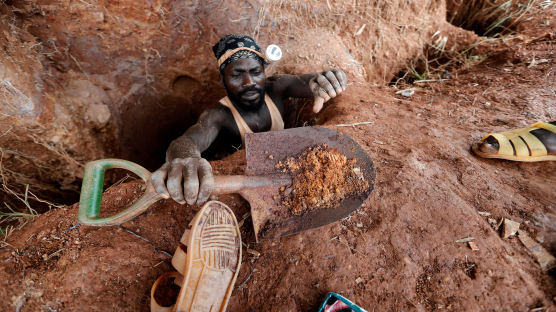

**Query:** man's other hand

left=151, top=157, right=214, bottom=205
left=309, top=69, right=347, bottom=113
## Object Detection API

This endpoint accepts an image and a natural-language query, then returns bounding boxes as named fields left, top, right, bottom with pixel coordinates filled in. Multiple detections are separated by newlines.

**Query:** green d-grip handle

left=78, top=159, right=164, bottom=226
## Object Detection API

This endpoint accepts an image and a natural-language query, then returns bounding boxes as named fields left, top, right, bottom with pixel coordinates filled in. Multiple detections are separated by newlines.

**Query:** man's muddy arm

left=165, top=111, right=221, bottom=161
left=152, top=109, right=225, bottom=205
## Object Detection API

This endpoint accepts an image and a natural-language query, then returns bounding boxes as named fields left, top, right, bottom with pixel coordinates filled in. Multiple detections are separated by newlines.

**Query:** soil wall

left=0, top=0, right=448, bottom=202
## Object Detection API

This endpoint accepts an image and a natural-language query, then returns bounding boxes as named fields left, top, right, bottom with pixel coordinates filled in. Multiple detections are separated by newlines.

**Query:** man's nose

left=242, top=74, right=256, bottom=88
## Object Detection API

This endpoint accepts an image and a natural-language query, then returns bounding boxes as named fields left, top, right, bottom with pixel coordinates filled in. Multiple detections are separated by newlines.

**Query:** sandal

left=151, top=200, right=242, bottom=312
left=472, top=121, right=556, bottom=162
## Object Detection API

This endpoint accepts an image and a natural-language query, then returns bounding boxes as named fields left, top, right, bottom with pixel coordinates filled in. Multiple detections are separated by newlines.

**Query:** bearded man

left=152, top=34, right=347, bottom=204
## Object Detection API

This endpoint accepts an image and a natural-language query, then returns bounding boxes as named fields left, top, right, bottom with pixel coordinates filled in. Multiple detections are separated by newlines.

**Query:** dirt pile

left=276, top=145, right=369, bottom=215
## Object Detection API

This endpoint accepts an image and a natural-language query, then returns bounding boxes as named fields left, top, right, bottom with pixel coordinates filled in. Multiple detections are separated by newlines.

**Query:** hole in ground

left=117, top=75, right=319, bottom=169
left=446, top=0, right=534, bottom=36
left=118, top=75, right=225, bottom=171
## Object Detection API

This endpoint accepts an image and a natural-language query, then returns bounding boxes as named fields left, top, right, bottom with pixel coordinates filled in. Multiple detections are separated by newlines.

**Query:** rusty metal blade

left=244, top=126, right=375, bottom=241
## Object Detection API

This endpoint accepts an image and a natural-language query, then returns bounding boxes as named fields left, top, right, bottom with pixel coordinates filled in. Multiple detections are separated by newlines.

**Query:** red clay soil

left=2, top=25, right=556, bottom=312
left=276, top=145, right=370, bottom=215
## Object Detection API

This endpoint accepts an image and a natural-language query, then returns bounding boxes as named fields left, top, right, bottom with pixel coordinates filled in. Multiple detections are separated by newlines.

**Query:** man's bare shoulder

left=200, top=104, right=232, bottom=125
left=198, top=103, right=240, bottom=135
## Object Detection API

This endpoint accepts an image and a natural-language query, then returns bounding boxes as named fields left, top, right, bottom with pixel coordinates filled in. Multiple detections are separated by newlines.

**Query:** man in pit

left=151, top=34, right=348, bottom=204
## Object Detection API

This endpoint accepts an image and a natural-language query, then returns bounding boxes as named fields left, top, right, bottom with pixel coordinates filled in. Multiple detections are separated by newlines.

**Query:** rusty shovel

left=78, top=126, right=375, bottom=241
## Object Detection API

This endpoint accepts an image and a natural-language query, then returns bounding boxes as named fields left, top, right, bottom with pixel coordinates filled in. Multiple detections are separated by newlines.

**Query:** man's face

left=222, top=58, right=265, bottom=110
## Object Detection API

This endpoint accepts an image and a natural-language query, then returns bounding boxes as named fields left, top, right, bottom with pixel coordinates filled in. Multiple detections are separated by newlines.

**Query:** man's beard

left=225, top=85, right=265, bottom=111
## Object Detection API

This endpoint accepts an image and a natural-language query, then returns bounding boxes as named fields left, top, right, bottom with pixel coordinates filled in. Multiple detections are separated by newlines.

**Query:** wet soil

left=1, top=15, right=556, bottom=312
left=276, top=145, right=369, bottom=215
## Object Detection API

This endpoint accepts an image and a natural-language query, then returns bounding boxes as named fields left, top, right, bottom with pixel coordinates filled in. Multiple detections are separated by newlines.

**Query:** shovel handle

left=78, top=159, right=290, bottom=226
left=78, top=159, right=164, bottom=226
left=212, top=175, right=290, bottom=195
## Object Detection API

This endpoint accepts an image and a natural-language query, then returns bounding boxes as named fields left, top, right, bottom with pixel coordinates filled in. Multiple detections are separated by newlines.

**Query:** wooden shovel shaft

left=212, top=175, right=291, bottom=195
left=78, top=158, right=291, bottom=226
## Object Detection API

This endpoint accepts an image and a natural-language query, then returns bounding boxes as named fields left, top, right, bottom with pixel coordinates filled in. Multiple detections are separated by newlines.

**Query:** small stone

left=91, top=11, right=104, bottom=23
left=86, top=103, right=111, bottom=128
left=502, top=218, right=520, bottom=239
left=468, top=241, right=480, bottom=251
left=396, top=89, right=414, bottom=97
left=355, top=277, right=364, bottom=284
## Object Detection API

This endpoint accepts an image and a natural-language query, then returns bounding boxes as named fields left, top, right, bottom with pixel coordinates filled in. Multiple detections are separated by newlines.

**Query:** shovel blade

left=244, top=126, right=375, bottom=240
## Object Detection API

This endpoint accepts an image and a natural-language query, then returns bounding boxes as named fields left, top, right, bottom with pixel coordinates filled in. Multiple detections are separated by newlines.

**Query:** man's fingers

left=196, top=159, right=214, bottom=205
left=319, top=88, right=331, bottom=102
left=313, top=96, right=325, bottom=113
left=167, top=160, right=185, bottom=204
left=183, top=158, right=199, bottom=205
left=325, top=71, right=343, bottom=95
left=151, top=164, right=170, bottom=198
left=332, top=69, right=347, bottom=91
left=309, top=80, right=320, bottom=95
left=316, top=75, right=336, bottom=98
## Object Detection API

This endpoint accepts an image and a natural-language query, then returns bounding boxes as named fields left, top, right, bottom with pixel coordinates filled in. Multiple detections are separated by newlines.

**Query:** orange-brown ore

left=276, top=144, right=369, bottom=215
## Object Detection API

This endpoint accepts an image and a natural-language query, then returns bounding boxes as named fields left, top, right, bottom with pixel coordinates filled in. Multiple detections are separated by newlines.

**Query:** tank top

left=218, top=94, right=285, bottom=145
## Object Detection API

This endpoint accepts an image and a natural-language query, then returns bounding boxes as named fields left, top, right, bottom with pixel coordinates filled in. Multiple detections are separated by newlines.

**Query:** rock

left=468, top=241, right=480, bottom=251
left=396, top=89, right=415, bottom=97
left=518, top=230, right=556, bottom=271
left=86, top=103, right=111, bottom=128
left=502, top=218, right=520, bottom=239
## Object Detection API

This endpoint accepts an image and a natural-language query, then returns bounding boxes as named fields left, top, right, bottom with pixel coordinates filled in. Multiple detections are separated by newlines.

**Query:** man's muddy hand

left=309, top=69, right=347, bottom=113
left=151, top=157, right=214, bottom=205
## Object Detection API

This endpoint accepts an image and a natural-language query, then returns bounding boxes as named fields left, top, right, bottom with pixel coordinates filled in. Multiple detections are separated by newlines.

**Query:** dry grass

left=393, top=0, right=542, bottom=86
left=391, top=38, right=490, bottom=87
left=0, top=185, right=40, bottom=247
left=447, top=0, right=540, bottom=36
left=250, top=0, right=443, bottom=83
left=0, top=115, right=74, bottom=246
left=0, top=112, right=80, bottom=240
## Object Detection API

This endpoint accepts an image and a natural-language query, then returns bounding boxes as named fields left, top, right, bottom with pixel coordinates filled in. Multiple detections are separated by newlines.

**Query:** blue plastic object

left=317, top=292, right=367, bottom=312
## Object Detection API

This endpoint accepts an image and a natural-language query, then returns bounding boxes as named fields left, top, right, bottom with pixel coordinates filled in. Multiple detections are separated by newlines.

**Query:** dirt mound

left=276, top=145, right=369, bottom=215
left=0, top=154, right=249, bottom=311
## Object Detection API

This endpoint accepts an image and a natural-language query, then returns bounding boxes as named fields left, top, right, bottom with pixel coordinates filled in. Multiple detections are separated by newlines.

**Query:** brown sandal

left=151, top=200, right=242, bottom=312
